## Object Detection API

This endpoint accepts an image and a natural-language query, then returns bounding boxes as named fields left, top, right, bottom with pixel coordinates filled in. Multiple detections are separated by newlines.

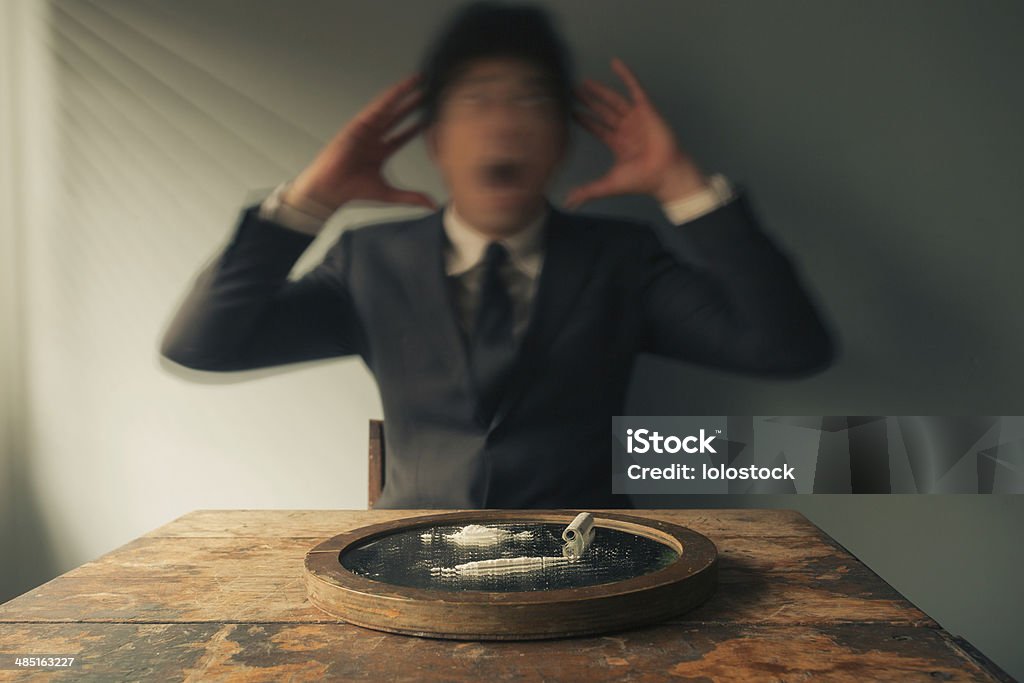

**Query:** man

left=160, top=2, right=834, bottom=509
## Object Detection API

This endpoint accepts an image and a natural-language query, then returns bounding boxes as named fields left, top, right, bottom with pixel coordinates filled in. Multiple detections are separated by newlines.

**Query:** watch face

left=339, top=521, right=679, bottom=593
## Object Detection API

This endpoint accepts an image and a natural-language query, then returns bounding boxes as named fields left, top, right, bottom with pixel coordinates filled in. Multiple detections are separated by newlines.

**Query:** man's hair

left=417, top=1, right=576, bottom=128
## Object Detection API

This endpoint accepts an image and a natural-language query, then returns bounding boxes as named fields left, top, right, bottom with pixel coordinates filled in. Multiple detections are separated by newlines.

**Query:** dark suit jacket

left=160, top=192, right=834, bottom=508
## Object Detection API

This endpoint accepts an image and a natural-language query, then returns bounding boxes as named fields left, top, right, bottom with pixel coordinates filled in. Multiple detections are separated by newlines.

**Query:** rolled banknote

left=561, top=512, right=596, bottom=559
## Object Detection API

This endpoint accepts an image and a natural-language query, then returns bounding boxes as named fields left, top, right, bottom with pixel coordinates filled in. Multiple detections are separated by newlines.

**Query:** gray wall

left=1, top=0, right=1021, bottom=678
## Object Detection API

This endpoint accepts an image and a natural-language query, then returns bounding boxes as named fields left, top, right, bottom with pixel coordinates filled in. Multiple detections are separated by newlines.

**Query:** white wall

left=6, top=0, right=444, bottom=576
left=2, top=0, right=63, bottom=599
left=0, top=0, right=23, bottom=594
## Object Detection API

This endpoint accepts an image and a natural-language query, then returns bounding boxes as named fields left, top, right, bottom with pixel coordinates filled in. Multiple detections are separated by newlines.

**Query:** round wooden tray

left=304, top=510, right=717, bottom=640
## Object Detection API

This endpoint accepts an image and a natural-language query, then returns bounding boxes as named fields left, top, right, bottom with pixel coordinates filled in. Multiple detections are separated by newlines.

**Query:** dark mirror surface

left=340, top=522, right=680, bottom=592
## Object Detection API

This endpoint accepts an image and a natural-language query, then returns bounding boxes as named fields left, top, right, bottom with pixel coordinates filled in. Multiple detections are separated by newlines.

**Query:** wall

left=1, top=0, right=1021, bottom=677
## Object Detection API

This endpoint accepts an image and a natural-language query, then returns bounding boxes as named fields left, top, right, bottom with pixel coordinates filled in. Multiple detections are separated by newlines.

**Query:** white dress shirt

left=258, top=174, right=735, bottom=338
left=443, top=201, right=547, bottom=338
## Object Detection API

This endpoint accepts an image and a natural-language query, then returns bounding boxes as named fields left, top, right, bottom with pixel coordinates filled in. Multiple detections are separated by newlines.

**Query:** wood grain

left=0, top=509, right=1007, bottom=681
left=139, top=508, right=823, bottom=539
left=0, top=531, right=932, bottom=628
left=0, top=623, right=1004, bottom=682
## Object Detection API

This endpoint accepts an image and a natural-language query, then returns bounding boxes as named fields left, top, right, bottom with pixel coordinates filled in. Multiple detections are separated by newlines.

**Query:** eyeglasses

left=444, top=89, right=558, bottom=118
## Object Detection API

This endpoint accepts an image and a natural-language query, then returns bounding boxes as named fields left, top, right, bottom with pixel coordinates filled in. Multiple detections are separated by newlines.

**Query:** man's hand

left=565, top=57, right=709, bottom=209
left=286, top=73, right=438, bottom=212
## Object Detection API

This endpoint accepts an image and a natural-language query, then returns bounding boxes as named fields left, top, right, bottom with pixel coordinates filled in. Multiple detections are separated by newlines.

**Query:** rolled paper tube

left=562, top=512, right=596, bottom=559
left=561, top=530, right=595, bottom=560
left=562, top=512, right=595, bottom=544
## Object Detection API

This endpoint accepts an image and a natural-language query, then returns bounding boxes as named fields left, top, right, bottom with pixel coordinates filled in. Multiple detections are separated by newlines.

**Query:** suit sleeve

left=160, top=206, right=365, bottom=371
left=636, top=191, right=836, bottom=376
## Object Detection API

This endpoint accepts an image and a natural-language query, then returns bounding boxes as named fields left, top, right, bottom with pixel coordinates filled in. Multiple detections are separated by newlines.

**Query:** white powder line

left=434, top=524, right=536, bottom=548
left=429, top=555, right=570, bottom=577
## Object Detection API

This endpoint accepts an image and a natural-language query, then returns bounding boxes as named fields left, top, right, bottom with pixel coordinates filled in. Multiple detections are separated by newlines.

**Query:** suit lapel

left=397, top=202, right=601, bottom=431
left=488, top=204, right=601, bottom=429
left=399, top=208, right=474, bottom=401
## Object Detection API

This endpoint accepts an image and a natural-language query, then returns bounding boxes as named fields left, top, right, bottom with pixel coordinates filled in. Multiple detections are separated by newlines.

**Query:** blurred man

left=161, top=2, right=834, bottom=508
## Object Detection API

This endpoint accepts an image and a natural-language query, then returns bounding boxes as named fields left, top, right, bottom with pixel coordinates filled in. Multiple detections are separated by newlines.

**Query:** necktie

left=470, top=242, right=516, bottom=426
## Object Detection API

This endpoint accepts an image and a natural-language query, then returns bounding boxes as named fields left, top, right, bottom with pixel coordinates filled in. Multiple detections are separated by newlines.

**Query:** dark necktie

left=469, top=242, right=516, bottom=426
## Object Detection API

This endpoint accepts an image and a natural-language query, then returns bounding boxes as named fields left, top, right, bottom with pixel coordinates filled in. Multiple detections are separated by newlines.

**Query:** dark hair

left=417, top=1, right=575, bottom=128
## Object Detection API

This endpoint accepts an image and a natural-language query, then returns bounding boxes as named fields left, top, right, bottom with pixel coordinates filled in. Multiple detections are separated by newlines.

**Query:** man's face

left=426, top=57, right=568, bottom=236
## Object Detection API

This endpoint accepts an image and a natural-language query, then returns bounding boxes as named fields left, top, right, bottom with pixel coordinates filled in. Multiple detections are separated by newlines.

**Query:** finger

left=381, top=72, right=426, bottom=111
left=581, top=79, right=630, bottom=117
left=576, top=86, right=623, bottom=128
left=564, top=174, right=620, bottom=209
left=572, top=109, right=614, bottom=145
left=610, top=57, right=649, bottom=106
left=383, top=119, right=426, bottom=152
left=355, top=73, right=425, bottom=132
left=382, top=187, right=439, bottom=211
left=380, top=90, right=426, bottom=133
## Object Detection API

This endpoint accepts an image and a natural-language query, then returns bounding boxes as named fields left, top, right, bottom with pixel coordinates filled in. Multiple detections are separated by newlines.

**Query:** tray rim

left=303, top=510, right=718, bottom=639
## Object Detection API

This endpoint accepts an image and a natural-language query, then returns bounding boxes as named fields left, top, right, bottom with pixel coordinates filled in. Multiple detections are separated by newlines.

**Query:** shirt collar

left=443, top=200, right=548, bottom=279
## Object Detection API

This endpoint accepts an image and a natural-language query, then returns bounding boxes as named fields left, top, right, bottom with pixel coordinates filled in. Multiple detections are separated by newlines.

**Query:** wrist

left=661, top=173, right=735, bottom=224
left=259, top=182, right=332, bottom=236
left=653, top=157, right=710, bottom=204
left=281, top=181, right=341, bottom=219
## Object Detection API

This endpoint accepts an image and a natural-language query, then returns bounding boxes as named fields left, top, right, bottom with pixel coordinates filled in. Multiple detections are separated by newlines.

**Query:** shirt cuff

left=257, top=181, right=335, bottom=235
left=660, top=173, right=736, bottom=225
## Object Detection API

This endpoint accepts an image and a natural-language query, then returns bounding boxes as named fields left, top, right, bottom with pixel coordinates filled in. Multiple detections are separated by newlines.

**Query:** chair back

left=368, top=419, right=385, bottom=508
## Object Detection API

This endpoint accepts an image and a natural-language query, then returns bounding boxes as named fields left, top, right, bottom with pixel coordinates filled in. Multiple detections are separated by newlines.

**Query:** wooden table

left=0, top=509, right=1011, bottom=681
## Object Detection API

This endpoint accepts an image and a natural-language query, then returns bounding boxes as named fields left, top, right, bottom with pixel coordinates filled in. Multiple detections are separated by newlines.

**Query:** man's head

left=419, top=2, right=575, bottom=236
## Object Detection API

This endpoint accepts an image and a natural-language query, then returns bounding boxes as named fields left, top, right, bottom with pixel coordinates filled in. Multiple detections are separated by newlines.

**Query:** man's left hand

left=565, top=57, right=709, bottom=209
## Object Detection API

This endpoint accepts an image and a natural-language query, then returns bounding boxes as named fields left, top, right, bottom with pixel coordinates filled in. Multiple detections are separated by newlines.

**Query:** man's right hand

left=285, top=72, right=438, bottom=213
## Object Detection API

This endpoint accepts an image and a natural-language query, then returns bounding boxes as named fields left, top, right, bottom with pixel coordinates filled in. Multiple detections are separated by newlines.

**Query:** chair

left=368, top=419, right=385, bottom=508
